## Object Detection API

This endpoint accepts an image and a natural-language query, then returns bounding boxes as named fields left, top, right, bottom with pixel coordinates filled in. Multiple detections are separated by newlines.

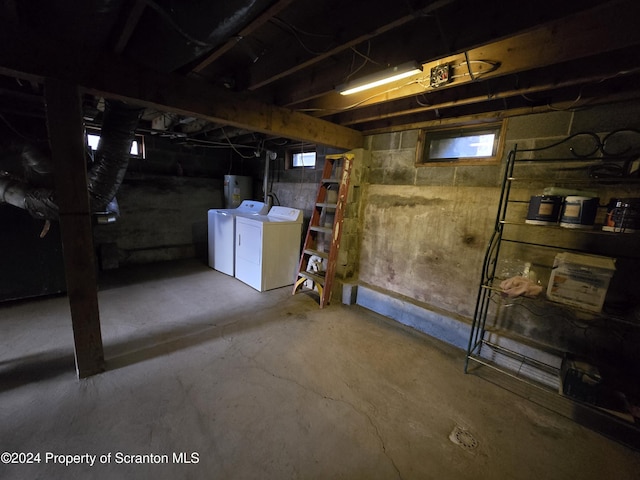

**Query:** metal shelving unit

left=464, top=129, right=640, bottom=449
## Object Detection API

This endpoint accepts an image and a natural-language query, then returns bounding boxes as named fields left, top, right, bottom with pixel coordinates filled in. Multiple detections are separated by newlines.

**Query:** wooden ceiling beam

left=0, top=21, right=362, bottom=150
left=332, top=53, right=640, bottom=126
left=190, top=0, right=297, bottom=74
left=275, top=0, right=609, bottom=107
left=113, top=0, right=147, bottom=54
left=245, top=0, right=455, bottom=91
left=302, top=0, right=640, bottom=117
left=361, top=89, right=640, bottom=136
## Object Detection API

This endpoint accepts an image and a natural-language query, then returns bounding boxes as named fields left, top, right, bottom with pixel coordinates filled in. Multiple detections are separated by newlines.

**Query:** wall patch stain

left=463, top=234, right=476, bottom=245
left=368, top=194, right=447, bottom=208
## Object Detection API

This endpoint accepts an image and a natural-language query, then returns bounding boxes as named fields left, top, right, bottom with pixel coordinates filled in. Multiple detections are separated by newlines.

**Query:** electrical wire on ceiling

left=270, top=16, right=333, bottom=56
left=175, top=138, right=253, bottom=149
left=0, top=113, right=44, bottom=143
left=220, top=127, right=261, bottom=159
left=415, top=93, right=431, bottom=107
left=522, top=67, right=640, bottom=112
left=345, top=42, right=382, bottom=83
left=546, top=87, right=589, bottom=112
left=458, top=60, right=500, bottom=78
left=265, top=138, right=289, bottom=146
left=549, top=66, right=640, bottom=111
left=141, top=0, right=212, bottom=48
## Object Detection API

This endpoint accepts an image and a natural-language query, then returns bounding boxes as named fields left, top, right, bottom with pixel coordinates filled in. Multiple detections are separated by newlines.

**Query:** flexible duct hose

left=0, top=100, right=142, bottom=220
left=88, top=100, right=143, bottom=212
left=0, top=176, right=58, bottom=220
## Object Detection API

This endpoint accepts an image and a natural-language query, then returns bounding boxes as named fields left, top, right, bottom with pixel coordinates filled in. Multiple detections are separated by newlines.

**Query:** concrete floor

left=1, top=259, right=638, bottom=480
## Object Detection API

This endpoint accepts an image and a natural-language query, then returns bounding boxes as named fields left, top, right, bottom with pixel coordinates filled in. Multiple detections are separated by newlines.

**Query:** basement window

left=287, top=149, right=316, bottom=168
left=416, top=122, right=504, bottom=166
left=87, top=133, right=146, bottom=159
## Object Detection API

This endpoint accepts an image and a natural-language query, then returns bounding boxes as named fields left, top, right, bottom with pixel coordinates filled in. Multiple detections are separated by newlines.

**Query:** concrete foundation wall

left=93, top=136, right=233, bottom=268
left=359, top=183, right=498, bottom=318
left=93, top=174, right=223, bottom=267
left=359, top=99, right=640, bottom=345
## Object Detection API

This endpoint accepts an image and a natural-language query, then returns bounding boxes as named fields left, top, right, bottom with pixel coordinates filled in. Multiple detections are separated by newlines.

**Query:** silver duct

left=88, top=100, right=143, bottom=213
left=0, top=100, right=143, bottom=221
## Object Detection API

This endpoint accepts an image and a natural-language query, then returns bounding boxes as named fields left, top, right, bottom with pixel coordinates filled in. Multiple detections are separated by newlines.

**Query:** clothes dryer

left=234, top=206, right=303, bottom=291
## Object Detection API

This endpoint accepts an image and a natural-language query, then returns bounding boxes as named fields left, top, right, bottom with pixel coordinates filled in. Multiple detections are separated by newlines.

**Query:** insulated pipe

left=263, top=150, right=270, bottom=204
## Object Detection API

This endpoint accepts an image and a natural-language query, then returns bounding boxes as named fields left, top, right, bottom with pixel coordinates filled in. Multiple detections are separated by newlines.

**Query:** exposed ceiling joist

left=0, top=20, right=362, bottom=150
left=112, top=0, right=147, bottom=55
left=190, top=0, right=297, bottom=74
left=304, top=2, right=640, bottom=118
left=244, top=0, right=456, bottom=91
left=1, top=0, right=639, bottom=152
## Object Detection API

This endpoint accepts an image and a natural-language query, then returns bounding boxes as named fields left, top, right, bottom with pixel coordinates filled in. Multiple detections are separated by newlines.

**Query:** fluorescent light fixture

left=337, top=62, right=423, bottom=96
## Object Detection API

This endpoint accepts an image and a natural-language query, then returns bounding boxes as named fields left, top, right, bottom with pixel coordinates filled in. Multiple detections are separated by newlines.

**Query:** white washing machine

left=234, top=206, right=303, bottom=292
left=208, top=200, right=269, bottom=276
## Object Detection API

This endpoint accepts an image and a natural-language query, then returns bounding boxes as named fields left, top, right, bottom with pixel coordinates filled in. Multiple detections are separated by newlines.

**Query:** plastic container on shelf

left=559, top=196, right=600, bottom=229
left=602, top=198, right=640, bottom=233
left=526, top=195, right=564, bottom=225
left=546, top=252, right=616, bottom=313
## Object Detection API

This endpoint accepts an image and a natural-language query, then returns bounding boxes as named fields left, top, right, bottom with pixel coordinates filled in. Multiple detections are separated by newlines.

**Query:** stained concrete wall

left=93, top=136, right=240, bottom=268
left=358, top=99, right=640, bottom=345
left=93, top=174, right=223, bottom=267
left=360, top=136, right=501, bottom=318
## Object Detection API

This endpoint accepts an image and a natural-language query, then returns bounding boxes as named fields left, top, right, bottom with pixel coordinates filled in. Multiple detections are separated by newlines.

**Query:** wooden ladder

left=292, top=153, right=353, bottom=308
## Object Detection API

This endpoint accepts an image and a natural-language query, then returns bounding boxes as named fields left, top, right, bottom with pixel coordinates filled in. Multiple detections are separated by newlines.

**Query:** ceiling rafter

left=1, top=0, right=639, bottom=150
left=113, top=0, right=147, bottom=55
left=360, top=87, right=640, bottom=136
left=269, top=0, right=616, bottom=108
left=298, top=0, right=640, bottom=121
left=190, top=0, right=297, bottom=74
left=243, top=0, right=456, bottom=91
left=0, top=20, right=362, bottom=150
left=332, top=50, right=640, bottom=127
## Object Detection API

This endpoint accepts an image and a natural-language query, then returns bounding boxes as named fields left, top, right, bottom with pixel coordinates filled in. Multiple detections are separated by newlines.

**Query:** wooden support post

left=44, top=79, right=105, bottom=378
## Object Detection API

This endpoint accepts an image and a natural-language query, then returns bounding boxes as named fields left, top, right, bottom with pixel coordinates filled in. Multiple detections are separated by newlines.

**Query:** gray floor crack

left=235, top=346, right=404, bottom=479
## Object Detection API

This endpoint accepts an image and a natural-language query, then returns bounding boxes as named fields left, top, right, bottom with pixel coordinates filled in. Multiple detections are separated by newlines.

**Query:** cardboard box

left=546, top=252, right=616, bottom=313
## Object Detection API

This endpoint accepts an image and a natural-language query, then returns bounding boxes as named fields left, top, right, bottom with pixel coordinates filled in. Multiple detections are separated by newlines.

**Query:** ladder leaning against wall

left=292, top=153, right=353, bottom=308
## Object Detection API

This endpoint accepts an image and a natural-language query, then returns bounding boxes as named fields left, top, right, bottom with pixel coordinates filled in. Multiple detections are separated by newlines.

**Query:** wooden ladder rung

left=303, top=248, right=329, bottom=259
left=310, top=226, right=332, bottom=234
left=293, top=153, right=353, bottom=308
left=296, top=271, right=326, bottom=285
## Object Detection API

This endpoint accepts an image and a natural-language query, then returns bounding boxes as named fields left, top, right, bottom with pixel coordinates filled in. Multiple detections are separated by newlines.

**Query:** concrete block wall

left=358, top=98, right=640, bottom=349
left=360, top=129, right=501, bottom=319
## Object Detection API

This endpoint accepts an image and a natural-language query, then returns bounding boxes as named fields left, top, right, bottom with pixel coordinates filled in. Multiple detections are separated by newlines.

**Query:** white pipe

left=263, top=150, right=271, bottom=206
